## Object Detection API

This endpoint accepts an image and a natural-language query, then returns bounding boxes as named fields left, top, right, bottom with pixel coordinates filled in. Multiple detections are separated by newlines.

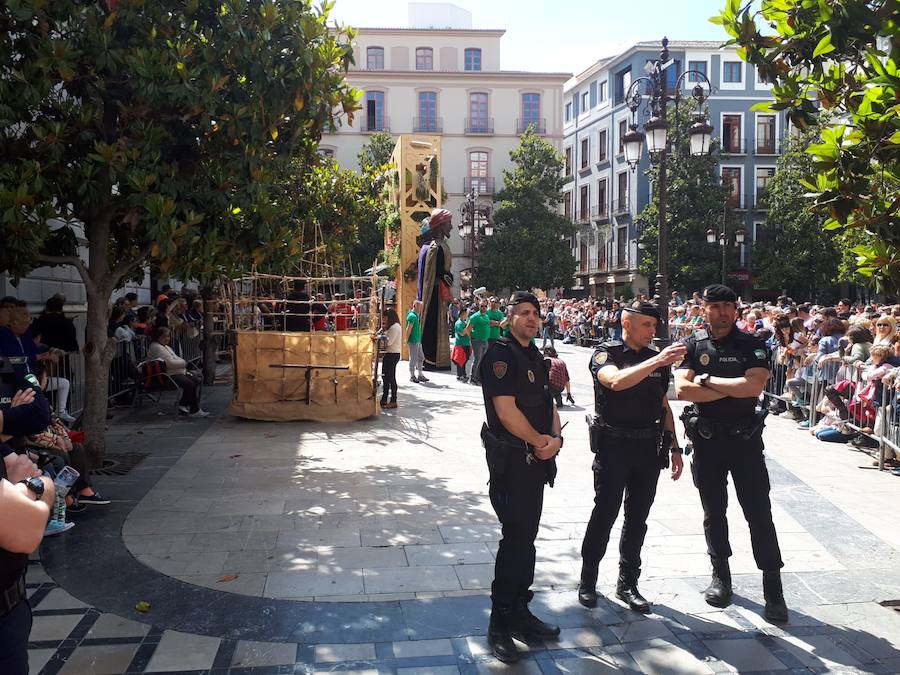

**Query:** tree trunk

left=81, top=284, right=116, bottom=466
left=201, top=285, right=218, bottom=386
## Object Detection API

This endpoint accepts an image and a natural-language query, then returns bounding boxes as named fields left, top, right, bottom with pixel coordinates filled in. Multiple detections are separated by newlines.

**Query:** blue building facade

left=562, top=40, right=787, bottom=299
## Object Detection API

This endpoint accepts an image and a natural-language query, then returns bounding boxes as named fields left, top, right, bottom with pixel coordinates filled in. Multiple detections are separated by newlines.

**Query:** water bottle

left=52, top=465, right=80, bottom=499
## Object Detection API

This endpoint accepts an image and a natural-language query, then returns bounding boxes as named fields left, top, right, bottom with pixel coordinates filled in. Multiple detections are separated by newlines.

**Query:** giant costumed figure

left=416, top=208, right=454, bottom=370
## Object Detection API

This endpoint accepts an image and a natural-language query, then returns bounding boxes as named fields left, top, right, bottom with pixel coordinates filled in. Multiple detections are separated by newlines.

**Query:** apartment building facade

left=563, top=40, right=787, bottom=299
left=321, top=12, right=569, bottom=293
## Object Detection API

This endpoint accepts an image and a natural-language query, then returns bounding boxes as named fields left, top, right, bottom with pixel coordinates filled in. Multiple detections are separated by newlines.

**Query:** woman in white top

left=146, top=327, right=208, bottom=417
left=379, top=308, right=402, bottom=409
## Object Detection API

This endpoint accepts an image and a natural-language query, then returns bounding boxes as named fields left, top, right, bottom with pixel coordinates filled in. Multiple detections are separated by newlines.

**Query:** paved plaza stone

left=31, top=343, right=900, bottom=673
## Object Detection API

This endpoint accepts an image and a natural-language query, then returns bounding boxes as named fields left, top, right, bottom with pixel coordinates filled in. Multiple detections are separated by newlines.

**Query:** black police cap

left=509, top=291, right=540, bottom=313
left=621, top=300, right=660, bottom=321
left=702, top=284, right=738, bottom=303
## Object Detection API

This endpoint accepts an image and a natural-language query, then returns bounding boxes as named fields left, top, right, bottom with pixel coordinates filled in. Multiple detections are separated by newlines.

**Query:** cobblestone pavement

left=31, top=343, right=900, bottom=673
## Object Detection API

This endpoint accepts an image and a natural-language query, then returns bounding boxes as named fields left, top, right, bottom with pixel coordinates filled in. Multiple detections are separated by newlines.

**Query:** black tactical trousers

left=489, top=453, right=548, bottom=609
left=0, top=598, right=32, bottom=675
left=581, top=438, right=660, bottom=574
left=691, top=434, right=783, bottom=571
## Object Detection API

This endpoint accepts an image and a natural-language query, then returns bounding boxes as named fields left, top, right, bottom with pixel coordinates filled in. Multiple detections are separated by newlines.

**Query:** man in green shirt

left=487, top=297, right=505, bottom=345
left=465, top=299, right=492, bottom=385
left=406, top=300, right=427, bottom=383
left=453, top=307, right=472, bottom=382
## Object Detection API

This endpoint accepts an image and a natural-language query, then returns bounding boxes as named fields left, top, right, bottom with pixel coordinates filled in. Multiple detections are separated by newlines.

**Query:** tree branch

left=36, top=253, right=94, bottom=293
left=107, top=243, right=153, bottom=285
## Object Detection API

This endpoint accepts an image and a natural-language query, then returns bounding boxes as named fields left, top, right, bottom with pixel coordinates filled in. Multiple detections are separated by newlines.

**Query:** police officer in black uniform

left=674, top=284, right=788, bottom=623
left=479, top=291, right=561, bottom=663
left=578, top=301, right=686, bottom=613
left=0, top=357, right=55, bottom=674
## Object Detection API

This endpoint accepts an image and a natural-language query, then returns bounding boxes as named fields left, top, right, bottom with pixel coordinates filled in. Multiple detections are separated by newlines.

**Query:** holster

left=586, top=414, right=605, bottom=455
left=679, top=405, right=701, bottom=442
left=481, top=423, right=526, bottom=481
left=657, top=429, right=673, bottom=470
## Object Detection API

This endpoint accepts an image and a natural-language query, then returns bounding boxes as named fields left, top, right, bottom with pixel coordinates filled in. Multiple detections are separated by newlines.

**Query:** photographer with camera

left=0, top=357, right=56, bottom=674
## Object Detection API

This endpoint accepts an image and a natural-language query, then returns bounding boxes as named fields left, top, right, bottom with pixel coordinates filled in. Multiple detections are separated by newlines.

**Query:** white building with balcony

left=322, top=4, right=570, bottom=293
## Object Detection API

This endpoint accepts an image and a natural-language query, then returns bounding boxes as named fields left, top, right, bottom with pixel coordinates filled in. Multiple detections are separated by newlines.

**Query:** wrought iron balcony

left=463, top=176, right=495, bottom=196
left=360, top=116, right=390, bottom=133
left=517, top=118, right=546, bottom=134
left=413, top=117, right=442, bottom=133
left=612, top=198, right=630, bottom=215
left=465, top=117, right=494, bottom=134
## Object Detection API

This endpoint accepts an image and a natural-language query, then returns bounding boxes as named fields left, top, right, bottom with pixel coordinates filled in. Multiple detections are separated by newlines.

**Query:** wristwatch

left=670, top=446, right=683, bottom=454
left=697, top=373, right=711, bottom=387
left=19, top=476, right=44, bottom=500
left=550, top=433, right=564, bottom=448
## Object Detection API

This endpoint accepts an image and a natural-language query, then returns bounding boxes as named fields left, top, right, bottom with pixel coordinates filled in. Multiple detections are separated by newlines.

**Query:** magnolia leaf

left=812, top=33, right=835, bottom=58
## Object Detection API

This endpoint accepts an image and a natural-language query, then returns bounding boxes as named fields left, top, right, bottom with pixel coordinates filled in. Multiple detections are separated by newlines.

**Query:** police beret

left=702, top=284, right=738, bottom=303
left=509, top=291, right=540, bottom=313
left=622, top=300, right=660, bottom=321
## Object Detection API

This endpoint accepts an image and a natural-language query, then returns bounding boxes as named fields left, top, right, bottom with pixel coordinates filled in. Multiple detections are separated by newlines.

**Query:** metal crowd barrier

left=43, top=323, right=206, bottom=422
left=760, top=349, right=900, bottom=471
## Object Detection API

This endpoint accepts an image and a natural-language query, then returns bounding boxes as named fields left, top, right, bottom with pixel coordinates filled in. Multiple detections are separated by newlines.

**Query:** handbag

left=451, top=345, right=467, bottom=367
left=28, top=419, right=73, bottom=453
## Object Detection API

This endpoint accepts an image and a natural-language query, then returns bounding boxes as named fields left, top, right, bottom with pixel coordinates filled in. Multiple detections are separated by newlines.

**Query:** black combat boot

left=763, top=571, right=789, bottom=623
left=509, top=598, right=561, bottom=640
left=615, top=569, right=651, bottom=614
left=487, top=607, right=519, bottom=663
left=703, top=559, right=733, bottom=608
left=578, top=561, right=599, bottom=608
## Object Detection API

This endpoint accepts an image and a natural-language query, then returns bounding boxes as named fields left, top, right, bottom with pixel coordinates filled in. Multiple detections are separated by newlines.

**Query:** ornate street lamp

left=458, top=188, right=493, bottom=291
left=622, top=37, right=714, bottom=344
left=707, top=224, right=746, bottom=285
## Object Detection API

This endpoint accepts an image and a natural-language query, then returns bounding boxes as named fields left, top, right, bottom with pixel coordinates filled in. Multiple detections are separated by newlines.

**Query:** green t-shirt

left=406, top=310, right=422, bottom=344
left=454, top=319, right=471, bottom=347
left=487, top=308, right=505, bottom=340
left=467, top=311, right=491, bottom=342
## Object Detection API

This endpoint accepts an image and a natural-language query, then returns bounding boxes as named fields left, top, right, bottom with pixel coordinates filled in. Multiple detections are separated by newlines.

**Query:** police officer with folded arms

left=578, top=301, right=686, bottom=613
left=479, top=291, right=561, bottom=663
left=0, top=358, right=56, bottom=674
left=674, top=284, right=788, bottom=623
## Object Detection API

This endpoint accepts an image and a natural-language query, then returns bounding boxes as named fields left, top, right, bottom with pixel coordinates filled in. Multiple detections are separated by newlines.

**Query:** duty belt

left=601, top=425, right=658, bottom=440
left=0, top=576, right=25, bottom=616
left=696, top=416, right=759, bottom=439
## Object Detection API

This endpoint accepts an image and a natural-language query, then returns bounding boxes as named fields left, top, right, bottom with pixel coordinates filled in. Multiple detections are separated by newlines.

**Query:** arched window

left=415, top=47, right=433, bottom=71
left=417, top=92, right=438, bottom=132
left=366, top=47, right=384, bottom=70
left=468, top=151, right=489, bottom=194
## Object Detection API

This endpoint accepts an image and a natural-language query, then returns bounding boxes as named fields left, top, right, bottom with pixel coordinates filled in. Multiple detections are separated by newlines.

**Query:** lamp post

left=622, top=37, right=713, bottom=344
left=706, top=221, right=746, bottom=286
left=458, top=188, right=493, bottom=295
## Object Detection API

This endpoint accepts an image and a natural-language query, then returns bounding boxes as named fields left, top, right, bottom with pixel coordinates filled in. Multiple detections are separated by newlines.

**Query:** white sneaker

left=189, top=409, right=210, bottom=418
left=57, top=411, right=75, bottom=424
left=178, top=406, right=190, bottom=415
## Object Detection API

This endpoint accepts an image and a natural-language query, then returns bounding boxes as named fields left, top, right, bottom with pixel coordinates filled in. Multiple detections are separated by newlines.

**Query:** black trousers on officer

left=0, top=598, right=32, bottom=675
left=489, top=453, right=547, bottom=608
left=691, top=434, right=783, bottom=571
left=581, top=438, right=659, bottom=574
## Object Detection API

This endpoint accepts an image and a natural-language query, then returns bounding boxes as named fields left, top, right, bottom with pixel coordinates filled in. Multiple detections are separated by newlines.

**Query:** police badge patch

left=493, top=361, right=508, bottom=379
left=699, top=353, right=711, bottom=366
left=754, top=349, right=767, bottom=360
left=593, top=352, right=608, bottom=366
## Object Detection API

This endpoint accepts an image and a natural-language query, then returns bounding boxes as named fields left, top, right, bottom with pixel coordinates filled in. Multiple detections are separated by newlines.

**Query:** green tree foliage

left=475, top=130, right=576, bottom=292
left=714, top=0, right=899, bottom=295
left=350, top=131, right=395, bottom=272
left=636, top=105, right=735, bottom=295
left=0, top=0, right=357, bottom=459
left=752, top=126, right=841, bottom=300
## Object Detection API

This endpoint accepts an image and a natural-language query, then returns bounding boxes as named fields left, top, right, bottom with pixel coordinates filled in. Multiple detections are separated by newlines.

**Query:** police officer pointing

left=578, top=301, right=685, bottom=613
left=479, top=291, right=561, bottom=663
left=674, top=284, right=788, bottom=623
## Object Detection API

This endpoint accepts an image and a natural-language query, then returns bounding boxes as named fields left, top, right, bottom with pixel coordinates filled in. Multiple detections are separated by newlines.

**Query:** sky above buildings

left=329, top=0, right=734, bottom=78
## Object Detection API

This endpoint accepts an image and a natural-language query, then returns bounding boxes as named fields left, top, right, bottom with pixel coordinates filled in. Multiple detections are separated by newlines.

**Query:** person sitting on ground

left=146, top=327, right=209, bottom=418
left=543, top=346, right=574, bottom=407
